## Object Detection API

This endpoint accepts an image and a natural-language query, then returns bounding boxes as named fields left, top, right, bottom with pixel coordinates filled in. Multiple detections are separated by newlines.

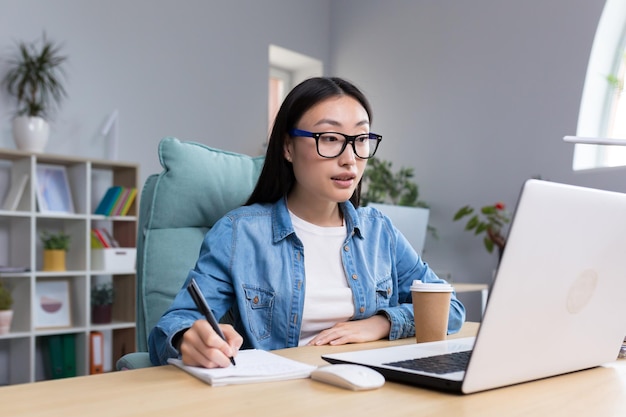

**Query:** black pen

left=187, top=278, right=236, bottom=366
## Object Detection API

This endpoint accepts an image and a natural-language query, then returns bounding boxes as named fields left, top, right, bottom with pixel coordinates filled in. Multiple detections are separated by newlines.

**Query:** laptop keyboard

left=383, top=350, right=471, bottom=374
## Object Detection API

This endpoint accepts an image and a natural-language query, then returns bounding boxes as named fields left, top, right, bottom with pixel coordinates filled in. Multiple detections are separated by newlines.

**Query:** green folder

left=44, top=335, right=65, bottom=379
left=62, top=333, right=76, bottom=378
left=43, top=334, right=76, bottom=379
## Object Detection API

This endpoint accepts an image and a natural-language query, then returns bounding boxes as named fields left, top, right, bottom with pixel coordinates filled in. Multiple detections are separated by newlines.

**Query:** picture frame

left=35, top=164, right=75, bottom=214
left=35, top=280, right=72, bottom=329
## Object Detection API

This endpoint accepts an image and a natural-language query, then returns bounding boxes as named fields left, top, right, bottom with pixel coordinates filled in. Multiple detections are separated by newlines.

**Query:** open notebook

left=168, top=349, right=316, bottom=386
left=323, top=179, right=626, bottom=394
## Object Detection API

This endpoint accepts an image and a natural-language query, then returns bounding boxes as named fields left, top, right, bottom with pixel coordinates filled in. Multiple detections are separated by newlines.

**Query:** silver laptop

left=323, top=179, right=626, bottom=394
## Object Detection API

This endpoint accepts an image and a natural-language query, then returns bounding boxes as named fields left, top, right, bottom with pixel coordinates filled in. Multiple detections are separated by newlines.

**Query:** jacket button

left=343, top=245, right=350, bottom=252
left=387, top=288, right=392, bottom=295
left=351, top=274, right=358, bottom=280
left=253, top=296, right=259, bottom=304
left=359, top=306, right=365, bottom=313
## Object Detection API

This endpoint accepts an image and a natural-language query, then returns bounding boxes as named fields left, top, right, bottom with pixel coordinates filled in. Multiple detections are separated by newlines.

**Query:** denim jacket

left=148, top=197, right=465, bottom=365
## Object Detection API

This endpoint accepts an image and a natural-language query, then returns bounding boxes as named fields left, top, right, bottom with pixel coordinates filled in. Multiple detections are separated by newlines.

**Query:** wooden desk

left=2, top=322, right=626, bottom=417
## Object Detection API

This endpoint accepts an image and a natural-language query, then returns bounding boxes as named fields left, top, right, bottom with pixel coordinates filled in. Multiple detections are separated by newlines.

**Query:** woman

left=148, top=77, right=465, bottom=367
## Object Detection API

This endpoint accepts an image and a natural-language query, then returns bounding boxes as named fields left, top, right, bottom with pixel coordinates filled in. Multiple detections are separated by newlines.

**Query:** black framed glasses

left=289, top=128, right=382, bottom=159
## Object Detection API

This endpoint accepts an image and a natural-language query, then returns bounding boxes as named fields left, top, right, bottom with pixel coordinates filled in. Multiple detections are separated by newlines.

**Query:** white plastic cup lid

left=410, top=280, right=454, bottom=292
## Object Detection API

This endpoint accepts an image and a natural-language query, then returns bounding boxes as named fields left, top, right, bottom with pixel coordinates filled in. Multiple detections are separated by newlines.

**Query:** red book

left=92, top=228, right=110, bottom=248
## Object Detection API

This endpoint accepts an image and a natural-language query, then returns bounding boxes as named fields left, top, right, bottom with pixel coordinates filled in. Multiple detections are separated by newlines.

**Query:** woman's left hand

left=307, top=314, right=391, bottom=346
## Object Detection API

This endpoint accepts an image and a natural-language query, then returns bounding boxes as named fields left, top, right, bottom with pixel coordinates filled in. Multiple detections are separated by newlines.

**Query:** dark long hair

left=245, top=77, right=373, bottom=207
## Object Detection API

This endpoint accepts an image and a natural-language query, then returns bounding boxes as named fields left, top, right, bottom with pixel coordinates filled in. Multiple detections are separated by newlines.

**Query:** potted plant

left=91, top=282, right=114, bottom=324
left=0, top=280, right=14, bottom=334
left=361, top=157, right=436, bottom=255
left=40, top=230, right=71, bottom=271
left=361, top=157, right=429, bottom=208
left=453, top=201, right=511, bottom=260
left=1, top=32, right=68, bottom=153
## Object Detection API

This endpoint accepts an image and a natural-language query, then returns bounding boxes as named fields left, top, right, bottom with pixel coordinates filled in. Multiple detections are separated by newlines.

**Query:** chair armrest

left=115, top=352, right=153, bottom=370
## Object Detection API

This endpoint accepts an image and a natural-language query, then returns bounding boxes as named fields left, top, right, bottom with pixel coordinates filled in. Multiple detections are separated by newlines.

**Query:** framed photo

left=35, top=280, right=72, bottom=328
left=35, top=164, right=75, bottom=214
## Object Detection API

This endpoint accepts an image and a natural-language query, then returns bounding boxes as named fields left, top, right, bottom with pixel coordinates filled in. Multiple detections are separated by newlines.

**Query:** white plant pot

left=0, top=310, right=13, bottom=334
left=12, top=116, right=50, bottom=153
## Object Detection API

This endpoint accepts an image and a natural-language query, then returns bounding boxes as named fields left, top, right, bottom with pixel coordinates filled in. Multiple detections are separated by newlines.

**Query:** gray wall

left=1, top=0, right=620, bottom=320
left=0, top=0, right=331, bottom=182
left=330, top=1, right=622, bottom=311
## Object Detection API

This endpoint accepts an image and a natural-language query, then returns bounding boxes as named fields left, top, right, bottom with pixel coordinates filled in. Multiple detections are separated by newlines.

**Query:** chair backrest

left=135, top=137, right=264, bottom=351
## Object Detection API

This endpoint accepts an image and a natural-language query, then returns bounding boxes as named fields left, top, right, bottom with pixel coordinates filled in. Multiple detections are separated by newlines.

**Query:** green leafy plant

left=453, top=202, right=511, bottom=255
left=361, top=157, right=428, bottom=207
left=607, top=73, right=624, bottom=93
left=606, top=51, right=625, bottom=94
left=91, top=282, right=114, bottom=306
left=40, top=231, right=71, bottom=251
left=0, top=281, right=13, bottom=310
left=1, top=32, right=68, bottom=118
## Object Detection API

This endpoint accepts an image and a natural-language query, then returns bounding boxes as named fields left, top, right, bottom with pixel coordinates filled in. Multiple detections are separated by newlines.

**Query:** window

left=267, top=45, right=323, bottom=138
left=606, top=49, right=626, bottom=138
left=268, top=67, right=290, bottom=135
left=603, top=48, right=626, bottom=166
left=572, top=0, right=626, bottom=170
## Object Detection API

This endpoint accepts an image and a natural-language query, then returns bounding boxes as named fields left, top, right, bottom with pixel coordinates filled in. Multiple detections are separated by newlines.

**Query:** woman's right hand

left=179, top=320, right=243, bottom=368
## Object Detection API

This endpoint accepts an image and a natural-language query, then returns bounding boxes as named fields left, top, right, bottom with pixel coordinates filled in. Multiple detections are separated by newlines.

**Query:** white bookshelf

left=0, top=148, right=138, bottom=385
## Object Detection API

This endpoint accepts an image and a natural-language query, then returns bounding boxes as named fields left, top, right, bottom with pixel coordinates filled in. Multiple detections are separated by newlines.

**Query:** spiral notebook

left=168, top=349, right=316, bottom=386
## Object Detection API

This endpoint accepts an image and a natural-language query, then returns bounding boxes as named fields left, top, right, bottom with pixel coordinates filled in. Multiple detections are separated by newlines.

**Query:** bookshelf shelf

left=0, top=149, right=138, bottom=385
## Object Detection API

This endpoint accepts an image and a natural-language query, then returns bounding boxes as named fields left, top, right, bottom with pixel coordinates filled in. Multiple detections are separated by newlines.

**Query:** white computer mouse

left=310, top=364, right=385, bottom=391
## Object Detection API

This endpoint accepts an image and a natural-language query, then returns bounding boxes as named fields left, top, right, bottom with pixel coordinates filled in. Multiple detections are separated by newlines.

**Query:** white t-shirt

left=289, top=211, right=355, bottom=346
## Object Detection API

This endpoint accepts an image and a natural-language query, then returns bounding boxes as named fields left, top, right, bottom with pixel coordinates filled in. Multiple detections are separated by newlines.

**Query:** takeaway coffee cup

left=411, top=280, right=454, bottom=343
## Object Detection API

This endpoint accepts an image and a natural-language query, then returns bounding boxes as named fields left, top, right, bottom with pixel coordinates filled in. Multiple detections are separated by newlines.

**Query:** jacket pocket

left=375, top=275, right=393, bottom=309
left=242, top=285, right=275, bottom=340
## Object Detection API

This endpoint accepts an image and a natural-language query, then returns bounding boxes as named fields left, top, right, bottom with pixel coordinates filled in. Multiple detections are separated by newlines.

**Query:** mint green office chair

left=116, top=137, right=264, bottom=370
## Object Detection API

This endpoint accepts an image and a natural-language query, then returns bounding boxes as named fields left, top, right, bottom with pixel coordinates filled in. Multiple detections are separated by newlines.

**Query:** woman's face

left=284, top=95, right=370, bottom=206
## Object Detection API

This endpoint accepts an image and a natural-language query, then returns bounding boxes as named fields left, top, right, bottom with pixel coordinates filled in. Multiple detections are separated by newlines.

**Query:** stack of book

left=94, top=186, right=137, bottom=216
left=91, top=228, right=119, bottom=248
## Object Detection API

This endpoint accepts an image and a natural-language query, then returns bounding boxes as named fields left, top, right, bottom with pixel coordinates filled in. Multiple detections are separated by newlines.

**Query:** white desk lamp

left=563, top=135, right=626, bottom=145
